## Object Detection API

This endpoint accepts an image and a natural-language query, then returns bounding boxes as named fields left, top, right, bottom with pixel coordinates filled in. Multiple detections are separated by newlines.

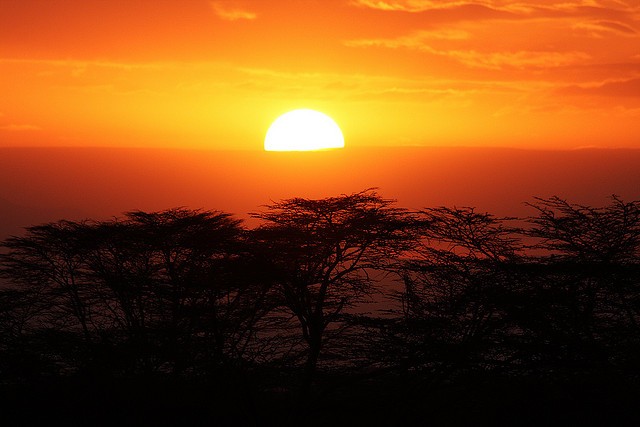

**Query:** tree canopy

left=1, top=194, right=639, bottom=425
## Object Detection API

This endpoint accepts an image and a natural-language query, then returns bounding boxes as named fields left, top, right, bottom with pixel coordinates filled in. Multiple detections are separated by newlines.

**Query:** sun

left=264, top=109, right=345, bottom=151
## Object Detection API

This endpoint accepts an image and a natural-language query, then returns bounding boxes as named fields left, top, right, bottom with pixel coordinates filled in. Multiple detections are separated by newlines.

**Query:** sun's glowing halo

left=264, top=109, right=344, bottom=151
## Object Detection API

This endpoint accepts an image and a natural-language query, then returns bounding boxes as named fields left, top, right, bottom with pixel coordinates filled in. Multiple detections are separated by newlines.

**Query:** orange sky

left=1, top=0, right=639, bottom=150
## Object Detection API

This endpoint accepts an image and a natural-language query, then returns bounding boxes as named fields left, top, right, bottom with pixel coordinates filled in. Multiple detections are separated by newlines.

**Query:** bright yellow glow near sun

left=264, top=109, right=345, bottom=151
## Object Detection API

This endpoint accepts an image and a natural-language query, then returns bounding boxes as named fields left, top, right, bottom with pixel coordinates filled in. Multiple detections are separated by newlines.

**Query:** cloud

left=231, top=65, right=526, bottom=104
left=346, top=33, right=590, bottom=69
left=448, top=50, right=591, bottom=70
left=350, top=0, right=541, bottom=14
left=210, top=1, right=257, bottom=21
left=572, top=20, right=638, bottom=37
left=558, top=77, right=640, bottom=98
left=351, top=0, right=640, bottom=21
left=349, top=0, right=537, bottom=14
left=345, top=30, right=469, bottom=50
left=351, top=0, right=467, bottom=12
left=0, top=124, right=41, bottom=131
left=352, top=0, right=521, bottom=22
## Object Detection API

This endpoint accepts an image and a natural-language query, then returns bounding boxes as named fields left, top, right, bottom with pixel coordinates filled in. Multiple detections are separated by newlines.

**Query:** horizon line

left=1, top=145, right=638, bottom=153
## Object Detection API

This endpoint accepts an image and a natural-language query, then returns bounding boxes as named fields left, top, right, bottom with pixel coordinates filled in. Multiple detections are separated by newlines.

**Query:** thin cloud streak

left=558, top=77, right=640, bottom=98
left=572, top=20, right=638, bottom=36
left=345, top=36, right=590, bottom=70
left=351, top=0, right=640, bottom=15
left=210, top=1, right=257, bottom=21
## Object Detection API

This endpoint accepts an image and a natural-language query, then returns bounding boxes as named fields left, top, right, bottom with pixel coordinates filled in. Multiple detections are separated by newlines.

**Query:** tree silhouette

left=526, top=195, right=640, bottom=264
left=0, top=221, right=96, bottom=337
left=1, top=194, right=640, bottom=425
left=0, top=209, right=273, bottom=379
left=392, top=207, right=523, bottom=384
left=84, top=208, right=264, bottom=375
left=519, top=196, right=640, bottom=380
left=250, top=190, right=416, bottom=400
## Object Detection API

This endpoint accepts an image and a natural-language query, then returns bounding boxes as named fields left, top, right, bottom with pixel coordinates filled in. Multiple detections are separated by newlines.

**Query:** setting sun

left=264, top=109, right=344, bottom=151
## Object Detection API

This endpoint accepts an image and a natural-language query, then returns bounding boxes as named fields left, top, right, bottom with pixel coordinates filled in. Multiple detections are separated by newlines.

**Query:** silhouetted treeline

left=1, top=191, right=639, bottom=425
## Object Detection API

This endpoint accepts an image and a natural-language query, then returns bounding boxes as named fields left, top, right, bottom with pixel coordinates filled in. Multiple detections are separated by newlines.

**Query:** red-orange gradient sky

left=1, top=0, right=639, bottom=149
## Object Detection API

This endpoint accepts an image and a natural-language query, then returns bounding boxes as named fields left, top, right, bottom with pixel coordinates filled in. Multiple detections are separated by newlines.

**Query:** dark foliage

left=249, top=190, right=416, bottom=403
left=1, top=194, right=639, bottom=425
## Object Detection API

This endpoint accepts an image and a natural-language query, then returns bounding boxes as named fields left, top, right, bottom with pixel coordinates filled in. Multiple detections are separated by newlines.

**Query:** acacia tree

left=0, top=221, right=97, bottom=343
left=392, top=207, right=524, bottom=384
left=0, top=209, right=273, bottom=379
left=250, top=190, right=416, bottom=395
left=80, top=208, right=274, bottom=375
left=77, top=210, right=215, bottom=372
left=526, top=195, right=640, bottom=264
left=522, top=196, right=640, bottom=376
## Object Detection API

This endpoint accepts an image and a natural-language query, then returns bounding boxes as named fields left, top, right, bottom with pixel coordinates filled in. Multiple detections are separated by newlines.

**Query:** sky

left=1, top=0, right=639, bottom=150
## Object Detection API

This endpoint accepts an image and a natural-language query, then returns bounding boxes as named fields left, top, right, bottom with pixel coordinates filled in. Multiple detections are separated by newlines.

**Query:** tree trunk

left=302, top=339, right=321, bottom=395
